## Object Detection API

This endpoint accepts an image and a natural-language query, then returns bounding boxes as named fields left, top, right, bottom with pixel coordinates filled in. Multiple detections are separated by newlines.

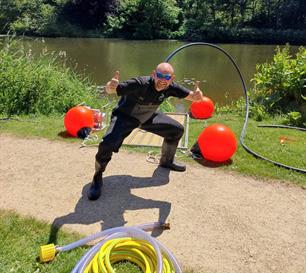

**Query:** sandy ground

left=0, top=134, right=306, bottom=273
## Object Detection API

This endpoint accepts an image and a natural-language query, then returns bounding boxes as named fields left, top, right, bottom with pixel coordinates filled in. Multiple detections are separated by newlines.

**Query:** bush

left=251, top=45, right=306, bottom=127
left=103, top=0, right=181, bottom=39
left=0, top=38, right=104, bottom=116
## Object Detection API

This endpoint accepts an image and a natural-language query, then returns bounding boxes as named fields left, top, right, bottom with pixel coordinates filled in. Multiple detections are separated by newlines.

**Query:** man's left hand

left=192, top=90, right=204, bottom=101
left=186, top=80, right=204, bottom=101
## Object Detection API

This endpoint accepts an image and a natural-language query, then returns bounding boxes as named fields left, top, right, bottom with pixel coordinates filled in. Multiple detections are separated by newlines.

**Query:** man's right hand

left=105, top=71, right=120, bottom=94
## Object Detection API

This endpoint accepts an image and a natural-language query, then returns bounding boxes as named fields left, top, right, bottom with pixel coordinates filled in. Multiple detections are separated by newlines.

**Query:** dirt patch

left=0, top=134, right=305, bottom=273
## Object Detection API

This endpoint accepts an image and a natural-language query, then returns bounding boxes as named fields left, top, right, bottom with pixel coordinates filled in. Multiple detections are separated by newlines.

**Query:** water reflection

left=3, top=37, right=297, bottom=109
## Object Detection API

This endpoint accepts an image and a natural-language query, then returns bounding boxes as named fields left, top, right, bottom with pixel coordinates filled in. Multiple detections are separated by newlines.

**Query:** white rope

left=146, top=151, right=161, bottom=164
left=80, top=134, right=100, bottom=148
left=146, top=149, right=193, bottom=164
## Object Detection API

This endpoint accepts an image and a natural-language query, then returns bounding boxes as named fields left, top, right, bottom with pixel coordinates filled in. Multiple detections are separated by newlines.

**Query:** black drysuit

left=96, top=76, right=190, bottom=169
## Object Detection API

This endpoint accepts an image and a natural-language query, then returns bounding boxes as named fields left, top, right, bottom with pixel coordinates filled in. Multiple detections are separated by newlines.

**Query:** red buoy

left=198, top=124, right=237, bottom=162
left=190, top=96, right=215, bottom=119
left=64, top=106, right=94, bottom=137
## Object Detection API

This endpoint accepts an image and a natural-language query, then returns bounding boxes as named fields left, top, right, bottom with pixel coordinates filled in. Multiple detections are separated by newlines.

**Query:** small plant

left=284, top=111, right=303, bottom=126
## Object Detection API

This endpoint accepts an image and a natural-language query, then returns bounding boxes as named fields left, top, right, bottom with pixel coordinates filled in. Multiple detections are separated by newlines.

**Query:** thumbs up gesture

left=106, top=71, right=120, bottom=94
left=192, top=80, right=204, bottom=101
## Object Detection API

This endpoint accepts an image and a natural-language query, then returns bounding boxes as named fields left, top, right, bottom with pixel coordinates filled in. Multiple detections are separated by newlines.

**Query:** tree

left=105, top=0, right=181, bottom=39
left=183, top=0, right=212, bottom=39
left=278, top=0, right=306, bottom=29
left=60, top=0, right=118, bottom=29
left=0, top=0, right=22, bottom=32
left=0, top=0, right=59, bottom=35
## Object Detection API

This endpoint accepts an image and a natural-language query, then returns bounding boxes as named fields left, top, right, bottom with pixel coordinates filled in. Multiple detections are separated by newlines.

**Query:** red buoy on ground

left=198, top=124, right=237, bottom=162
left=190, top=96, right=215, bottom=119
left=64, top=106, right=94, bottom=137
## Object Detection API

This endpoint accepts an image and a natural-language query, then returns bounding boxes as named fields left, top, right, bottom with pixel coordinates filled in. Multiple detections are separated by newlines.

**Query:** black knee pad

left=168, top=123, right=184, bottom=141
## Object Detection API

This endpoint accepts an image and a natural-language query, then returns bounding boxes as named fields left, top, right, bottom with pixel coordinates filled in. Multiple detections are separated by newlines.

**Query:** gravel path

left=0, top=134, right=305, bottom=273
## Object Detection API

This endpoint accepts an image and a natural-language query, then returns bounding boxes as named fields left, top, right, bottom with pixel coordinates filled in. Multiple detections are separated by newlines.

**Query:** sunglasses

left=156, top=72, right=172, bottom=81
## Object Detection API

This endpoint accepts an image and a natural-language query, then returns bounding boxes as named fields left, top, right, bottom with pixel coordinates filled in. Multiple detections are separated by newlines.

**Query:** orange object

left=198, top=124, right=238, bottom=162
left=279, top=136, right=301, bottom=145
left=64, top=106, right=94, bottom=137
left=190, top=96, right=215, bottom=119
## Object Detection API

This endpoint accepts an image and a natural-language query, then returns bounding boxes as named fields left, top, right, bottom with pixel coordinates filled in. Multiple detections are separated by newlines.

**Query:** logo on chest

left=158, top=93, right=165, bottom=102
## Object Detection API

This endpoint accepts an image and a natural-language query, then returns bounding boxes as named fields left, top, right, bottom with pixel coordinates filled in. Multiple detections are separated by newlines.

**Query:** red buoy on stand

left=190, top=96, right=215, bottom=119
left=64, top=106, right=94, bottom=137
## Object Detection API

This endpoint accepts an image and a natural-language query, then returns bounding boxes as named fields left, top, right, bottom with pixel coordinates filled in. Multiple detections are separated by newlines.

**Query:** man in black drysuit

left=88, top=62, right=203, bottom=200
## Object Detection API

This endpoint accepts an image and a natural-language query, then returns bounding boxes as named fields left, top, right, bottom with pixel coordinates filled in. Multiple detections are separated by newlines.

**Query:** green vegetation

left=1, top=210, right=193, bottom=273
left=250, top=46, right=306, bottom=127
left=0, top=0, right=116, bottom=37
left=0, top=37, right=107, bottom=116
left=104, top=0, right=182, bottom=39
left=0, top=0, right=305, bottom=43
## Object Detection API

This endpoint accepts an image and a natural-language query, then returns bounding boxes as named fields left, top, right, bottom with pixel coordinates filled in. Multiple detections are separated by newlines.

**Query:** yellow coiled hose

left=39, top=223, right=182, bottom=273
left=84, top=237, right=174, bottom=273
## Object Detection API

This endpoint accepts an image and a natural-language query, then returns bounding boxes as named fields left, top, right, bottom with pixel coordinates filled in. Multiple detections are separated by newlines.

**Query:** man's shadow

left=48, top=167, right=171, bottom=244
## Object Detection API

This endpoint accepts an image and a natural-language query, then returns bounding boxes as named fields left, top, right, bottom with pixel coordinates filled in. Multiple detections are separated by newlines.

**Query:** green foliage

left=103, top=0, right=140, bottom=37
left=0, top=0, right=114, bottom=37
left=184, top=27, right=306, bottom=44
left=251, top=45, right=306, bottom=127
left=0, top=0, right=306, bottom=42
left=0, top=38, right=105, bottom=115
left=248, top=103, right=268, bottom=122
left=183, top=0, right=215, bottom=40
left=104, top=0, right=181, bottom=39
left=0, top=0, right=58, bottom=35
left=182, top=0, right=306, bottom=42
left=221, top=46, right=306, bottom=126
left=59, top=0, right=117, bottom=29
left=285, top=111, right=303, bottom=126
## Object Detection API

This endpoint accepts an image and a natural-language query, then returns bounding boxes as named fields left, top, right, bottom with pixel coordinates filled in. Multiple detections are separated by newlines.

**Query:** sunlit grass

left=0, top=210, right=196, bottom=273
left=188, top=113, right=305, bottom=185
left=0, top=210, right=87, bottom=273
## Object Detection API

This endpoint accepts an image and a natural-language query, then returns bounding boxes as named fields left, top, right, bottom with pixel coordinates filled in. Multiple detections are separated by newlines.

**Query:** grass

left=0, top=209, right=88, bottom=273
left=188, top=113, right=306, bottom=186
left=0, top=210, right=196, bottom=273
left=0, top=112, right=305, bottom=186
left=0, top=37, right=109, bottom=116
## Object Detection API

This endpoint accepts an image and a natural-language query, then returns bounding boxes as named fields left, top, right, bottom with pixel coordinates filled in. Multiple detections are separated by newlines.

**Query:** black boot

left=159, top=141, right=186, bottom=172
left=88, top=161, right=105, bottom=201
